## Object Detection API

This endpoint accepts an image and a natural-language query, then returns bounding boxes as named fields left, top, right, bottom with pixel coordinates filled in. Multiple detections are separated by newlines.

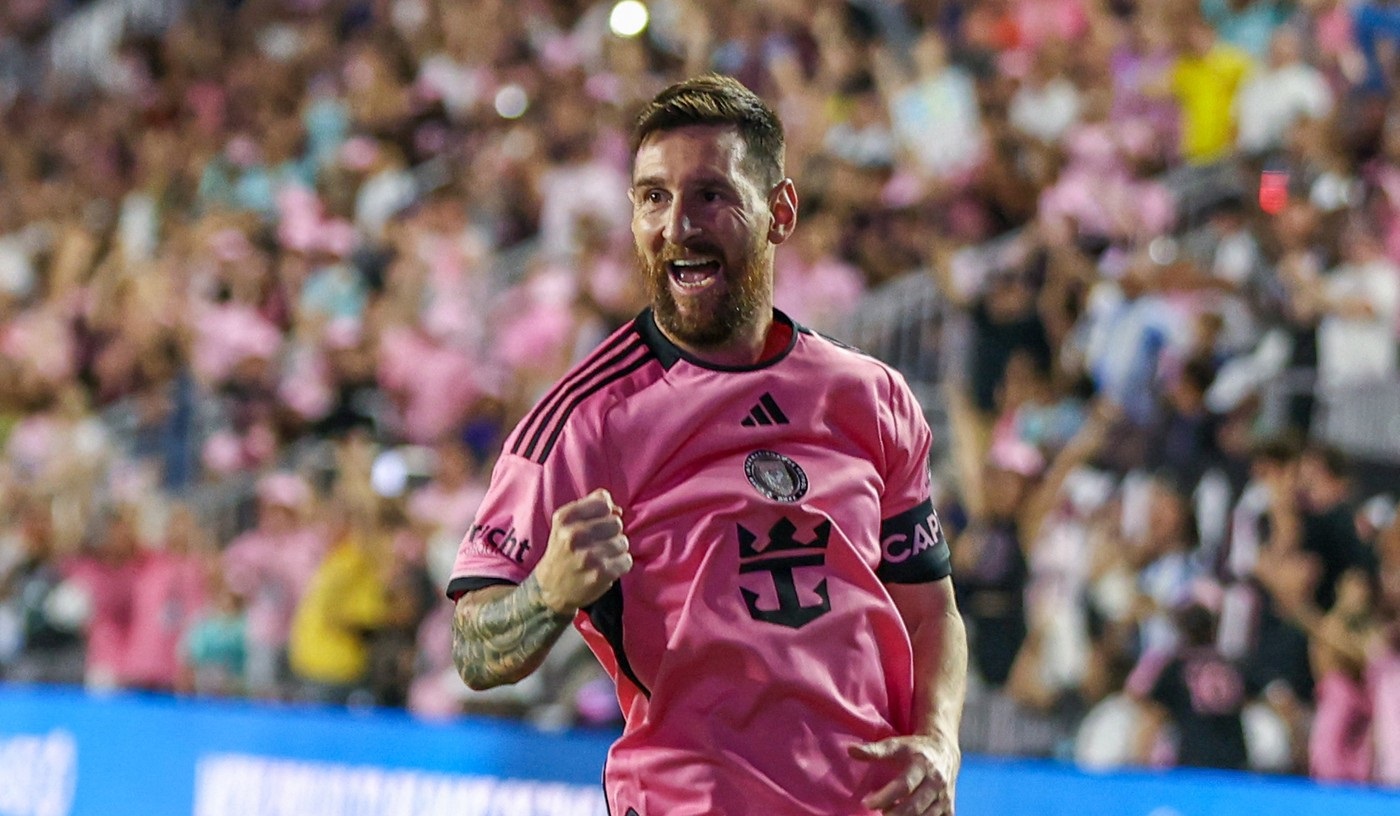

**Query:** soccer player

left=448, top=74, right=966, bottom=816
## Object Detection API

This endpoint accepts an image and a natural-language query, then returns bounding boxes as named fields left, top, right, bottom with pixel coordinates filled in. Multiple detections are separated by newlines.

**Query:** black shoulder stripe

left=511, top=335, right=646, bottom=459
left=511, top=328, right=641, bottom=457
left=533, top=351, right=655, bottom=463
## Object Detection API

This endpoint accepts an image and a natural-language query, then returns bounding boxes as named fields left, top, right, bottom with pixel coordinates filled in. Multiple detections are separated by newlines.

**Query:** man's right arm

left=451, top=488, right=631, bottom=691
left=452, top=578, right=574, bottom=691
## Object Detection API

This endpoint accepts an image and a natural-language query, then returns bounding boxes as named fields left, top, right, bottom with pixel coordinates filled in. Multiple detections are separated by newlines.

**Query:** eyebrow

left=630, top=173, right=739, bottom=191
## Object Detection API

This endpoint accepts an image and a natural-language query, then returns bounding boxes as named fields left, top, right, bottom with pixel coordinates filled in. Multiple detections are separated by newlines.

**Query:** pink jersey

left=1309, top=670, right=1372, bottom=783
left=123, top=551, right=209, bottom=689
left=1371, top=643, right=1400, bottom=786
left=450, top=309, right=951, bottom=815
left=222, top=527, right=326, bottom=649
left=65, top=554, right=141, bottom=684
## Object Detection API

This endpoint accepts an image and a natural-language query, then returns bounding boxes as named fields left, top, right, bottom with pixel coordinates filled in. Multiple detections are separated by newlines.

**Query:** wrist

left=527, top=575, right=579, bottom=620
left=920, top=722, right=962, bottom=754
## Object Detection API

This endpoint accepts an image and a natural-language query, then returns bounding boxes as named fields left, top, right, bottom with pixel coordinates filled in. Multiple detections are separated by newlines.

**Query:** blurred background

left=0, top=0, right=1399, bottom=803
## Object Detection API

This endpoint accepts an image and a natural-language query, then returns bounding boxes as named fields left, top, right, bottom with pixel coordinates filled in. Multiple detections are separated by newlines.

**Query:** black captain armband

left=877, top=499, right=952, bottom=583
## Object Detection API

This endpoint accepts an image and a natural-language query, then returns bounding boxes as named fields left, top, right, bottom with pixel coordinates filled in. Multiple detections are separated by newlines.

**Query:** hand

left=849, top=733, right=960, bottom=815
left=1063, top=399, right=1120, bottom=461
left=533, top=489, right=632, bottom=616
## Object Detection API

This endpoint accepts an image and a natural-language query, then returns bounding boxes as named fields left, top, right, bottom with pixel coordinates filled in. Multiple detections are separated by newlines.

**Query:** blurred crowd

left=0, top=0, right=1398, bottom=787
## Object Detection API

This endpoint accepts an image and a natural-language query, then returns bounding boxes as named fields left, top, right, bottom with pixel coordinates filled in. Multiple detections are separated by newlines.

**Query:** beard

left=641, top=240, right=769, bottom=349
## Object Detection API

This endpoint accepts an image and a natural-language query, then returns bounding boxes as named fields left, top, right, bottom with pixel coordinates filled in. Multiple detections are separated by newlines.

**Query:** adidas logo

left=741, top=393, right=789, bottom=427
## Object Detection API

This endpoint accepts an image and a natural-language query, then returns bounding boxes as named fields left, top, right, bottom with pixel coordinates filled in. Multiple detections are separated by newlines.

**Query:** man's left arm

left=851, top=577, right=967, bottom=816
left=855, top=371, right=967, bottom=814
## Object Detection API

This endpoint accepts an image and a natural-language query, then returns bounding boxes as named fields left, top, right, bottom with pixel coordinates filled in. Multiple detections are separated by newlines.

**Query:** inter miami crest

left=744, top=450, right=808, bottom=503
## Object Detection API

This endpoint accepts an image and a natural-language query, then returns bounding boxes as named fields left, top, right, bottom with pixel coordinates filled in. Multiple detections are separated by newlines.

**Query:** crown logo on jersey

left=737, top=516, right=831, bottom=559
left=741, top=393, right=789, bottom=427
left=744, top=450, right=807, bottom=502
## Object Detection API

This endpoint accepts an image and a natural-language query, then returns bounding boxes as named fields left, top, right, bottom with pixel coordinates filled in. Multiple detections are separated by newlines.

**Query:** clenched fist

left=534, top=488, right=632, bottom=616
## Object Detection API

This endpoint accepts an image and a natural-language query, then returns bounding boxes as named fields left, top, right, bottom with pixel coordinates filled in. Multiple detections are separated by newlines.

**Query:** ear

left=767, top=178, right=798, bottom=245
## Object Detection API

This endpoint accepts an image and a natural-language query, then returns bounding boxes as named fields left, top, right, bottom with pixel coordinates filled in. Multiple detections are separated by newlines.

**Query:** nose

left=662, top=207, right=699, bottom=245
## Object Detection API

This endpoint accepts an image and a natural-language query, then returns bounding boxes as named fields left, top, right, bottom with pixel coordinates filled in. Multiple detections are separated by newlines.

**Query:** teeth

left=672, top=259, right=712, bottom=267
left=671, top=261, right=717, bottom=287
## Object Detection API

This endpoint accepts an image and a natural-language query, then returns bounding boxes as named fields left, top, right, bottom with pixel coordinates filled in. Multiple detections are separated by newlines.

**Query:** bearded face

left=630, top=124, right=789, bottom=355
left=639, top=232, right=769, bottom=349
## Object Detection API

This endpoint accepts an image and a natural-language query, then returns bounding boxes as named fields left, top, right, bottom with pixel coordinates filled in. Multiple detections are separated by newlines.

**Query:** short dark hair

left=631, top=74, right=785, bottom=189
left=1175, top=603, right=1217, bottom=648
left=1251, top=435, right=1301, bottom=465
left=1178, top=356, right=1217, bottom=394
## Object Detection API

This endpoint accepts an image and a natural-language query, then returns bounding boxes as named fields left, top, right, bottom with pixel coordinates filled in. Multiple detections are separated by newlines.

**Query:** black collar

left=634, top=307, right=799, bottom=372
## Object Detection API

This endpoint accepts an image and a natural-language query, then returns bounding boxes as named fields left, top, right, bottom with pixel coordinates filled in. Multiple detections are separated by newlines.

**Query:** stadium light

left=609, top=1, right=649, bottom=38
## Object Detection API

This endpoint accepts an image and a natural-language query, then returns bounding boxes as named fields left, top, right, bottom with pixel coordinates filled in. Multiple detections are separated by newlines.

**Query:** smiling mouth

left=668, top=258, right=722, bottom=290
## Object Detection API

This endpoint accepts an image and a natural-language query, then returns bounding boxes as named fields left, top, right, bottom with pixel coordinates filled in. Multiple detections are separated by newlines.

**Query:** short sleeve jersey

left=449, top=309, right=951, bottom=816
left=1135, top=646, right=1251, bottom=770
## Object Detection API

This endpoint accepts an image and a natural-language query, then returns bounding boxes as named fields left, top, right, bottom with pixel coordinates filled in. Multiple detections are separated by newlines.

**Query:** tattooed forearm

left=452, top=575, right=574, bottom=690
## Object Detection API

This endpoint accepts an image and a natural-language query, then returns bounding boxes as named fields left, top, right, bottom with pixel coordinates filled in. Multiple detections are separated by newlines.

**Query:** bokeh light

left=494, top=84, right=529, bottom=119
left=609, top=0, right=649, bottom=38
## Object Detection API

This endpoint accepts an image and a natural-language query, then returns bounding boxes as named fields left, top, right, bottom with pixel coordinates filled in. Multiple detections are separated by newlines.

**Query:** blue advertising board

left=1, top=684, right=1397, bottom=816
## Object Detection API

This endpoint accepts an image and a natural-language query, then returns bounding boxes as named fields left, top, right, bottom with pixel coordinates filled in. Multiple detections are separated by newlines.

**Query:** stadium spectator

left=884, top=30, right=985, bottom=187
left=1203, top=0, right=1292, bottom=59
left=63, top=505, right=144, bottom=690
left=1077, top=253, right=1180, bottom=427
left=1370, top=507, right=1400, bottom=784
left=1269, top=566, right=1378, bottom=782
left=407, top=436, right=487, bottom=543
left=1158, top=14, right=1256, bottom=165
left=1174, top=192, right=1266, bottom=355
left=122, top=503, right=211, bottom=692
left=287, top=494, right=394, bottom=706
left=953, top=442, right=1034, bottom=688
left=1288, top=445, right=1380, bottom=611
left=1008, top=42, right=1081, bottom=145
left=1128, top=602, right=1258, bottom=771
left=1144, top=355, right=1225, bottom=487
left=931, top=234, right=1052, bottom=417
left=183, top=570, right=249, bottom=699
left=1234, top=27, right=1335, bottom=159
left=1315, top=221, right=1400, bottom=390
left=221, top=472, right=325, bottom=699
left=0, top=498, right=84, bottom=685
left=1217, top=438, right=1300, bottom=662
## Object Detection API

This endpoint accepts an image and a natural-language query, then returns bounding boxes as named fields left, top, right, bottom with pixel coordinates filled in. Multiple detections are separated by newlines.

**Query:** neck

left=659, top=309, right=782, bottom=367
